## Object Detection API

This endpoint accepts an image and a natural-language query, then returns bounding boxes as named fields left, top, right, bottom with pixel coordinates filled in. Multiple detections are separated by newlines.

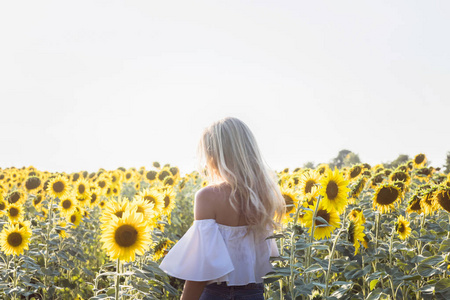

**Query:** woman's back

left=198, top=182, right=248, bottom=227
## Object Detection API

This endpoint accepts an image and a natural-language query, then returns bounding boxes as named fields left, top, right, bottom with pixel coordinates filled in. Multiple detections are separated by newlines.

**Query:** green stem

left=288, top=201, right=303, bottom=298
left=325, top=228, right=344, bottom=297
left=373, top=212, right=380, bottom=272
left=115, top=259, right=121, bottom=300
left=305, top=197, right=321, bottom=283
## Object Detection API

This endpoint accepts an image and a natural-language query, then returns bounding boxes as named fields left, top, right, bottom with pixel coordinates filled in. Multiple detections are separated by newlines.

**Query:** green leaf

left=439, top=239, right=450, bottom=253
left=435, top=278, right=450, bottom=300
left=421, top=255, right=444, bottom=265
left=366, top=288, right=385, bottom=300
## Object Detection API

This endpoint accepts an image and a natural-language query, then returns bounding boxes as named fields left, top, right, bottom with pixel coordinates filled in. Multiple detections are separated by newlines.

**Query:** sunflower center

left=0, top=202, right=5, bottom=211
left=33, top=195, right=43, bottom=205
left=70, top=215, right=77, bottom=223
left=53, top=181, right=65, bottom=193
left=10, top=207, right=19, bottom=217
left=144, top=196, right=156, bottom=205
left=73, top=173, right=80, bottom=181
left=25, top=177, right=41, bottom=190
left=326, top=181, right=339, bottom=200
left=350, top=166, right=362, bottom=178
left=305, top=180, right=315, bottom=194
left=90, top=194, right=97, bottom=203
left=376, top=187, right=399, bottom=205
left=415, top=154, right=425, bottom=164
left=137, top=206, right=144, bottom=213
left=146, top=171, right=157, bottom=181
left=397, top=222, right=405, bottom=233
left=126, top=173, right=131, bottom=179
left=315, top=209, right=330, bottom=226
left=78, top=185, right=85, bottom=194
left=115, top=210, right=124, bottom=218
left=8, top=191, right=21, bottom=204
left=62, top=200, right=72, bottom=209
left=164, top=196, right=170, bottom=208
left=115, top=224, right=138, bottom=247
left=283, top=194, right=294, bottom=213
left=436, top=190, right=450, bottom=213
left=409, top=196, right=421, bottom=211
left=7, top=232, right=23, bottom=247
left=392, top=172, right=407, bottom=182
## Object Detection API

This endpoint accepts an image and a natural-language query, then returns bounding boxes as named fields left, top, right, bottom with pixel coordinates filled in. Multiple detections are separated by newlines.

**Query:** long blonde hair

left=197, top=117, right=285, bottom=234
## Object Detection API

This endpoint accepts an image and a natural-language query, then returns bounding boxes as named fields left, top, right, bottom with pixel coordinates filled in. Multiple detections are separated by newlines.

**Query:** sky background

left=1, top=1, right=449, bottom=174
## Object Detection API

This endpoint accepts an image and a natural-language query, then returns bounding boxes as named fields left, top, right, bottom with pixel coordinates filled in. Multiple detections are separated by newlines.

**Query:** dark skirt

left=199, top=282, right=264, bottom=300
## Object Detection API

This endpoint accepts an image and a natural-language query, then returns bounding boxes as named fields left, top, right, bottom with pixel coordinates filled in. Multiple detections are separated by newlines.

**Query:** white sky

left=1, top=1, right=449, bottom=174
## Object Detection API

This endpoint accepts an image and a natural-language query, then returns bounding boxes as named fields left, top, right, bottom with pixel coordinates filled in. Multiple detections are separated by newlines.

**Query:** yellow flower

left=407, top=192, right=422, bottom=214
left=348, top=221, right=366, bottom=255
left=152, top=238, right=174, bottom=261
left=59, top=196, right=77, bottom=216
left=373, top=184, right=401, bottom=213
left=56, top=222, right=67, bottom=238
left=5, top=190, right=26, bottom=205
left=395, top=215, right=411, bottom=240
left=47, top=175, right=71, bottom=199
left=100, top=197, right=132, bottom=226
left=136, top=188, right=164, bottom=214
left=67, top=210, right=82, bottom=228
left=348, top=208, right=365, bottom=225
left=100, top=210, right=151, bottom=262
left=74, top=178, right=90, bottom=200
left=0, top=223, right=32, bottom=256
left=347, top=164, right=364, bottom=181
left=24, top=176, right=42, bottom=192
left=280, top=188, right=299, bottom=223
left=319, top=168, right=350, bottom=214
left=413, top=153, right=427, bottom=168
left=161, top=187, right=176, bottom=216
left=303, top=202, right=340, bottom=240
left=298, top=170, right=321, bottom=199
left=131, top=196, right=155, bottom=221
left=6, top=203, right=23, bottom=222
left=434, top=186, right=450, bottom=213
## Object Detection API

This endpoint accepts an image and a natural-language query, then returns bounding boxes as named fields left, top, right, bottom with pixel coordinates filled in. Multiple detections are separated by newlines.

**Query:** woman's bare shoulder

left=194, top=183, right=230, bottom=220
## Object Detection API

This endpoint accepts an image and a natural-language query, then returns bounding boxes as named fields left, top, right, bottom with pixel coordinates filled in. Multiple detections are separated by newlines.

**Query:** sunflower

left=303, top=202, right=340, bottom=240
left=298, top=170, right=321, bottom=199
left=349, top=176, right=368, bottom=204
left=100, top=197, right=132, bottom=225
left=59, top=196, right=77, bottom=216
left=5, top=190, right=25, bottom=205
left=0, top=223, right=32, bottom=256
left=157, top=168, right=171, bottom=182
left=161, top=187, right=176, bottom=216
left=89, top=189, right=100, bottom=208
left=56, top=222, right=67, bottom=238
left=319, top=168, right=350, bottom=214
left=7, top=203, right=23, bottom=222
left=347, top=164, right=364, bottom=181
left=136, top=188, right=164, bottom=214
left=281, top=188, right=299, bottom=223
left=24, top=176, right=42, bottom=192
left=407, top=192, right=422, bottom=214
left=421, top=187, right=438, bottom=215
left=152, top=238, right=174, bottom=261
left=348, top=221, right=366, bottom=255
left=131, top=196, right=155, bottom=221
left=434, top=186, right=450, bottom=213
left=123, top=169, right=136, bottom=183
left=373, top=184, right=401, bottom=213
left=369, top=173, right=385, bottom=189
left=99, top=199, right=107, bottom=209
left=163, top=175, right=176, bottom=187
left=100, top=210, right=151, bottom=262
left=413, top=153, right=427, bottom=168
left=0, top=200, right=7, bottom=217
left=32, top=193, right=45, bottom=208
left=390, top=171, right=411, bottom=186
left=47, top=175, right=70, bottom=199
left=348, top=208, right=365, bottom=225
left=74, top=178, right=90, bottom=200
left=395, top=215, right=411, bottom=240
left=145, top=170, right=158, bottom=183
left=316, top=164, right=329, bottom=176
left=153, top=161, right=161, bottom=169
left=67, top=210, right=82, bottom=228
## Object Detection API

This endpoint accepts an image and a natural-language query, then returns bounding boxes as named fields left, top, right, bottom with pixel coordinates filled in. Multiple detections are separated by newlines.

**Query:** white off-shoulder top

left=159, top=219, right=279, bottom=286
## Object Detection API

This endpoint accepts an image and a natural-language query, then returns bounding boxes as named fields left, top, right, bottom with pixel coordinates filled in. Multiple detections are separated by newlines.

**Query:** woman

left=160, top=117, right=285, bottom=300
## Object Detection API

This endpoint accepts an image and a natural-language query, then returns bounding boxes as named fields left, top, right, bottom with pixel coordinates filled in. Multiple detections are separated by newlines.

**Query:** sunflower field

left=1, top=153, right=450, bottom=299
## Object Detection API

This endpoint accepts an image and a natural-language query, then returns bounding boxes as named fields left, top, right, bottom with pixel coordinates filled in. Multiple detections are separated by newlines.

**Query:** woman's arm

left=181, top=281, right=207, bottom=300
left=180, top=187, right=216, bottom=299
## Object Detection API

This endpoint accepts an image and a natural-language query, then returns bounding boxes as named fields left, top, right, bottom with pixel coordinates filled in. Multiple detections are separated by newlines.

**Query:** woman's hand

left=181, top=280, right=207, bottom=300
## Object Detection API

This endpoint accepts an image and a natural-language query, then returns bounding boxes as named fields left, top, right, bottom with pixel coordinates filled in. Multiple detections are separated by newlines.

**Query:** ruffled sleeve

left=159, top=219, right=234, bottom=281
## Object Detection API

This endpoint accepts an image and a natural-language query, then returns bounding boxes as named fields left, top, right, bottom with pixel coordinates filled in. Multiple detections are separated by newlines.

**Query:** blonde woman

left=160, top=117, right=285, bottom=300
